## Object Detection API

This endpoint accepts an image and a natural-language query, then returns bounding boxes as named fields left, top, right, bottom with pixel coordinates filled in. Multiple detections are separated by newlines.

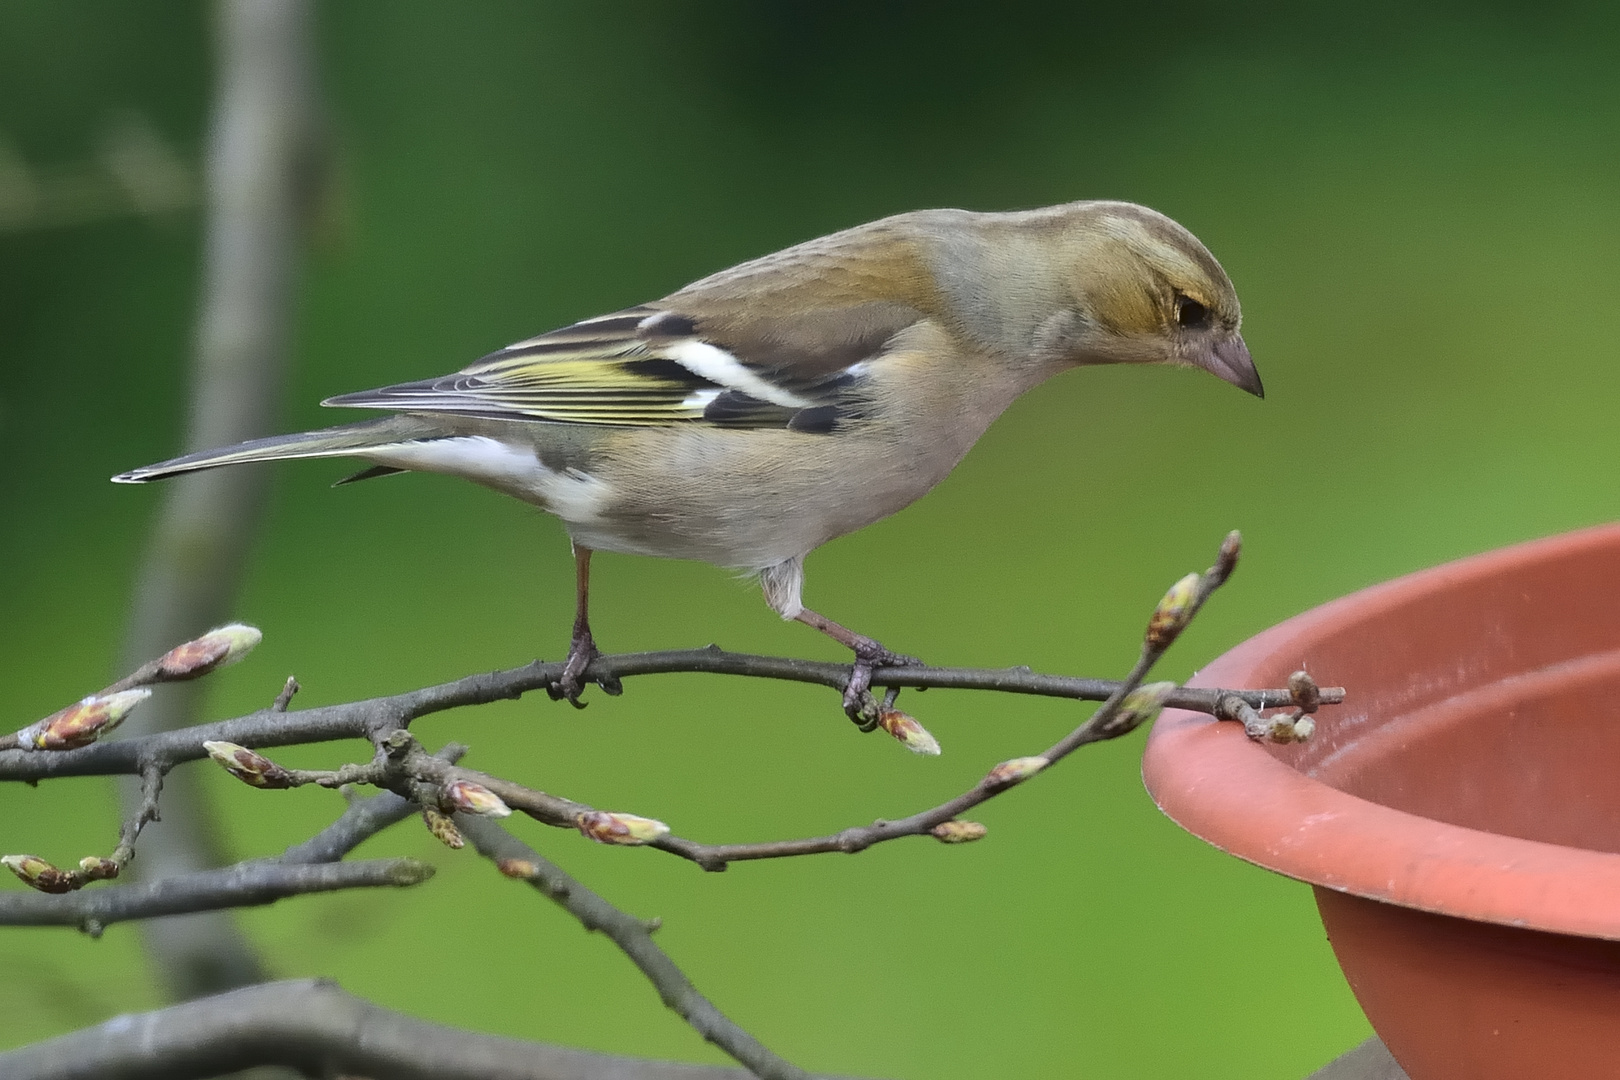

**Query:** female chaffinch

left=117, top=200, right=1262, bottom=709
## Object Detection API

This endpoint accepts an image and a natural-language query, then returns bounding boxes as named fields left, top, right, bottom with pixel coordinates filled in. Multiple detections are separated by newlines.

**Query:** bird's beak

left=1194, top=333, right=1264, bottom=398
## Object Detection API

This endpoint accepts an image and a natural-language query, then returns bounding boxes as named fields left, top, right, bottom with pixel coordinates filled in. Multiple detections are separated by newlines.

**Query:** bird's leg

left=548, top=543, right=622, bottom=707
left=759, top=557, right=920, bottom=727
left=794, top=606, right=920, bottom=728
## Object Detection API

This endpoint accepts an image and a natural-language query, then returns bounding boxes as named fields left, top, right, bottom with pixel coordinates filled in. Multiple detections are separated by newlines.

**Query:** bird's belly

left=568, top=426, right=962, bottom=570
left=368, top=418, right=982, bottom=571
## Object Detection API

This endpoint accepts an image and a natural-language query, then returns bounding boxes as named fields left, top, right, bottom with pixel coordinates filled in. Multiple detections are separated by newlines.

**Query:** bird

left=115, top=200, right=1262, bottom=715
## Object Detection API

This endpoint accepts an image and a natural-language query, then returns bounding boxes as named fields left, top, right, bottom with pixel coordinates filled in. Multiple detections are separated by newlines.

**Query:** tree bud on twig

left=985, top=756, right=1048, bottom=788
left=202, top=741, right=296, bottom=788
left=76, top=856, right=121, bottom=881
left=1213, top=530, right=1242, bottom=579
left=497, top=858, right=539, bottom=880
left=877, top=708, right=942, bottom=755
left=931, top=820, right=988, bottom=844
left=443, top=779, right=511, bottom=818
left=1101, top=681, right=1178, bottom=736
left=422, top=808, right=464, bottom=849
left=1287, top=670, right=1322, bottom=713
left=1218, top=695, right=1315, bottom=744
left=1146, top=573, right=1200, bottom=650
left=16, top=689, right=151, bottom=751
left=576, top=810, right=671, bottom=846
left=156, top=623, right=262, bottom=680
left=1264, top=712, right=1314, bottom=744
left=2, top=854, right=75, bottom=894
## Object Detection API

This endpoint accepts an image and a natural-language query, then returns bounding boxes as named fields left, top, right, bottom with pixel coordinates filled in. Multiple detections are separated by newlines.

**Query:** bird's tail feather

left=112, top=416, right=439, bottom=484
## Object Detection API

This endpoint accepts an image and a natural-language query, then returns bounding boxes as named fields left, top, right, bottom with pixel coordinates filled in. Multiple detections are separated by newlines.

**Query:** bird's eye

left=1175, top=294, right=1210, bottom=329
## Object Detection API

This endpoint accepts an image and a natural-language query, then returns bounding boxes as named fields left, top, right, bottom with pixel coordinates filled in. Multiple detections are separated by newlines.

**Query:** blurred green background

left=4, top=2, right=1619, bottom=1077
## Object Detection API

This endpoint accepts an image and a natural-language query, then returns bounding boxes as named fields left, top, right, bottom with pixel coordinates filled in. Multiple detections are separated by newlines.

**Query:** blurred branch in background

left=116, top=0, right=325, bottom=1002
left=0, top=978, right=861, bottom=1080
left=0, top=112, right=195, bottom=234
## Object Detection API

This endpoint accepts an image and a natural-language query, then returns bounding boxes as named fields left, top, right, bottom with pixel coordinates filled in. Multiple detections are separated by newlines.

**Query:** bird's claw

left=842, top=638, right=920, bottom=728
left=546, top=630, right=622, bottom=708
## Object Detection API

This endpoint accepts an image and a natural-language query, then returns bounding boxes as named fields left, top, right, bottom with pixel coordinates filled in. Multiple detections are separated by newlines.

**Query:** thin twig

left=0, top=535, right=1296, bottom=1079
left=187, top=537, right=1263, bottom=872
left=271, top=675, right=299, bottom=712
left=1, top=650, right=1340, bottom=783
left=656, top=533, right=1245, bottom=869
left=113, top=763, right=167, bottom=865
left=459, top=816, right=814, bottom=1080
left=5, top=536, right=1330, bottom=877
left=0, top=858, right=430, bottom=933
left=280, top=745, right=466, bottom=864
left=0, top=750, right=461, bottom=930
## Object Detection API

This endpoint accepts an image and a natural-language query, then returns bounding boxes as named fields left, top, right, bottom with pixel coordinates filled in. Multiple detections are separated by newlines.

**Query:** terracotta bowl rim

left=1143, top=521, right=1620, bottom=941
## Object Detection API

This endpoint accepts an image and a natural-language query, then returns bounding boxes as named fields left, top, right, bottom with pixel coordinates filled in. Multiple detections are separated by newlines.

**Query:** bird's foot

left=546, top=628, right=623, bottom=709
left=843, top=637, right=921, bottom=729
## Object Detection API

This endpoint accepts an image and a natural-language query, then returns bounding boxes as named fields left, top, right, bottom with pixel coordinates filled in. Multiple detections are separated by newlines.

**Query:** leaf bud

left=76, top=856, right=120, bottom=881
left=156, top=623, right=262, bottom=680
left=1263, top=712, right=1315, bottom=744
left=985, top=756, right=1048, bottom=788
left=202, top=741, right=296, bottom=789
left=17, top=689, right=151, bottom=751
left=1146, top=573, right=1200, bottom=649
left=1287, top=669, right=1322, bottom=713
left=877, top=708, right=942, bottom=756
left=443, top=779, right=511, bottom=817
left=575, top=810, right=671, bottom=846
left=1101, top=681, right=1178, bottom=736
left=497, top=858, right=539, bottom=880
left=931, top=820, right=988, bottom=844
left=2, top=854, right=75, bottom=893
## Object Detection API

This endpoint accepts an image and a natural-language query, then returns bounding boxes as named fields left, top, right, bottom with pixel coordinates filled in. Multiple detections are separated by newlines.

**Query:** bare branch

left=133, top=536, right=1299, bottom=875
left=460, top=817, right=815, bottom=1080
left=270, top=675, right=299, bottom=712
left=279, top=745, right=466, bottom=864
left=0, top=748, right=460, bottom=928
left=653, top=534, right=1249, bottom=869
left=0, top=858, right=430, bottom=933
left=0, top=649, right=1341, bottom=784
left=0, top=977, right=867, bottom=1080
left=0, top=535, right=1320, bottom=1077
left=111, top=764, right=166, bottom=866
left=4, top=535, right=1339, bottom=886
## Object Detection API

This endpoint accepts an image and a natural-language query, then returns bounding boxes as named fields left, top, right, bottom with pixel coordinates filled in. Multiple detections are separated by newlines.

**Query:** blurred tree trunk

left=118, top=0, right=323, bottom=1002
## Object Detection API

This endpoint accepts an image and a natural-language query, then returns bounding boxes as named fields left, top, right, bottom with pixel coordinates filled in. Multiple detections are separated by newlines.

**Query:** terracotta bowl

left=1142, top=523, right=1620, bottom=1080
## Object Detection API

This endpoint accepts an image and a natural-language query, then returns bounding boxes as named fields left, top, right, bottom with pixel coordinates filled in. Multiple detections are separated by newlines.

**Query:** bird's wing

left=323, top=300, right=925, bottom=432
left=325, top=216, right=939, bottom=432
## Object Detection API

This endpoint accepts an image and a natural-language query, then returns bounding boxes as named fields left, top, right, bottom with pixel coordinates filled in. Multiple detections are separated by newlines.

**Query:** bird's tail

left=112, top=415, right=439, bottom=484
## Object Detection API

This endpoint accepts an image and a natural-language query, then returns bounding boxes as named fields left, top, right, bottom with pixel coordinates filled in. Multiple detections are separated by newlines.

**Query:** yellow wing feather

left=324, top=313, right=722, bottom=427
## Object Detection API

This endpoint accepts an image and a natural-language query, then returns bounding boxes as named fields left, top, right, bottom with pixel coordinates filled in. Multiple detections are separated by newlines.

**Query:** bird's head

left=1034, top=201, right=1263, bottom=398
